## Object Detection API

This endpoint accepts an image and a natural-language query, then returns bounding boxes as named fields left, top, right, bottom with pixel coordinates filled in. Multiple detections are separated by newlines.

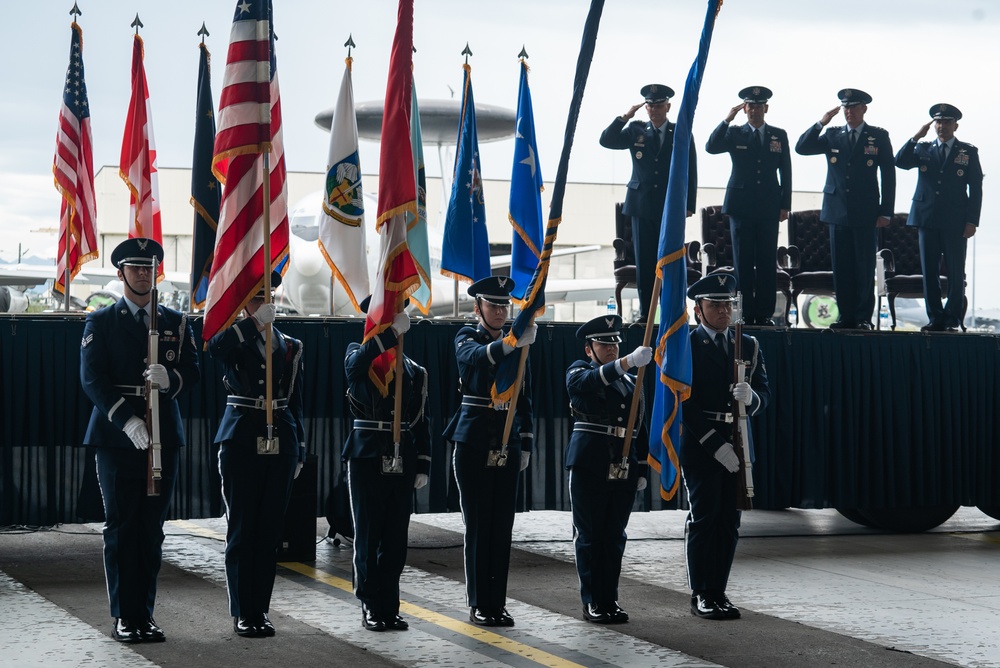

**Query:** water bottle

left=788, top=302, right=797, bottom=327
left=879, top=302, right=890, bottom=331
left=607, top=296, right=616, bottom=316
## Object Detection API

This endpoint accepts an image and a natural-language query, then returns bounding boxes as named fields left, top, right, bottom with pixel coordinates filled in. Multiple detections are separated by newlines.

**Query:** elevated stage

left=2, top=315, right=998, bottom=530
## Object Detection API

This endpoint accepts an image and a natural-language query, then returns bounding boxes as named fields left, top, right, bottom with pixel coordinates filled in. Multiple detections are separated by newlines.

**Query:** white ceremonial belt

left=227, top=395, right=289, bottom=410
left=573, top=422, right=636, bottom=439
left=462, top=395, right=510, bottom=411
left=704, top=411, right=733, bottom=423
left=353, top=419, right=410, bottom=432
left=115, top=384, right=146, bottom=397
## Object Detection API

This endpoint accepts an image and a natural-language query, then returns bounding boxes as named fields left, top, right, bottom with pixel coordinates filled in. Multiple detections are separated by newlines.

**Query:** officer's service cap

left=837, top=88, right=872, bottom=107
left=252, top=271, right=282, bottom=298
left=358, top=294, right=409, bottom=313
left=111, top=238, right=164, bottom=268
left=930, top=103, right=962, bottom=121
left=739, top=86, right=772, bottom=104
left=468, top=276, right=515, bottom=305
left=641, top=84, right=674, bottom=104
left=576, top=315, right=623, bottom=344
left=687, top=273, right=737, bottom=302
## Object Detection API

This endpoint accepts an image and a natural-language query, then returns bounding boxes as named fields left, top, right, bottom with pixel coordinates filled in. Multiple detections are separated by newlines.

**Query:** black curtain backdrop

left=2, top=314, right=998, bottom=526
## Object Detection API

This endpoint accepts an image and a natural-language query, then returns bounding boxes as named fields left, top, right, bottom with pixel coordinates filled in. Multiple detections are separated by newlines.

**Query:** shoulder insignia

left=81, top=333, right=93, bottom=348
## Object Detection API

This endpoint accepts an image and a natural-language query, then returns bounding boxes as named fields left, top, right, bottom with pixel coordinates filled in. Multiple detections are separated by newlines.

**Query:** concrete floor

left=1, top=507, right=997, bottom=667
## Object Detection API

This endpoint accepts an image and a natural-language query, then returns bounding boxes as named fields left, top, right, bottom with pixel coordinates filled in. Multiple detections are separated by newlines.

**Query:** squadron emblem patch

left=323, top=152, right=364, bottom=227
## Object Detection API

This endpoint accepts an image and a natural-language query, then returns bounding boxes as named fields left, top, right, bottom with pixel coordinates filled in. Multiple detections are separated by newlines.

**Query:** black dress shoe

left=139, top=617, right=165, bottom=642
left=583, top=603, right=612, bottom=623
left=470, top=607, right=495, bottom=626
left=494, top=608, right=515, bottom=627
left=690, top=593, right=727, bottom=620
left=234, top=616, right=261, bottom=638
left=112, top=618, right=143, bottom=643
left=856, top=321, right=873, bottom=330
left=258, top=613, right=276, bottom=637
left=608, top=601, right=629, bottom=623
left=362, top=604, right=387, bottom=632
left=714, top=592, right=741, bottom=620
left=829, top=320, right=854, bottom=330
left=387, top=614, right=409, bottom=631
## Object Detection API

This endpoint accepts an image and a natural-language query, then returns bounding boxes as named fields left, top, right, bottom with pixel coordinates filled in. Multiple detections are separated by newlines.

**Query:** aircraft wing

left=488, top=244, right=602, bottom=269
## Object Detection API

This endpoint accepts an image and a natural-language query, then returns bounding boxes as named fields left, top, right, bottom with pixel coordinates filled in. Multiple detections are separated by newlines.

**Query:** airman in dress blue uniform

left=796, top=88, right=896, bottom=329
left=600, top=83, right=698, bottom=322
left=443, top=276, right=536, bottom=627
left=895, top=103, right=984, bottom=331
left=706, top=86, right=792, bottom=325
left=566, top=315, right=652, bottom=624
left=344, top=297, right=431, bottom=632
left=208, top=272, right=305, bottom=638
left=80, top=238, right=200, bottom=644
left=681, top=274, right=769, bottom=621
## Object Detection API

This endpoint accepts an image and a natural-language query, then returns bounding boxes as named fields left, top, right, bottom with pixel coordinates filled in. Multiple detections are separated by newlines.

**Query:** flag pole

left=392, top=333, right=405, bottom=453
left=500, top=346, right=529, bottom=448
left=619, top=274, right=662, bottom=466
left=63, top=239, right=71, bottom=311
left=262, top=16, right=274, bottom=451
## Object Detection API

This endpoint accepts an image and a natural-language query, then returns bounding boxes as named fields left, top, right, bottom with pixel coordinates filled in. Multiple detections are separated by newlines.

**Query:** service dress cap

left=576, top=314, right=624, bottom=343
left=640, top=83, right=675, bottom=104
left=687, top=273, right=738, bottom=302
left=837, top=88, right=872, bottom=107
left=111, top=237, right=164, bottom=268
left=253, top=271, right=283, bottom=298
left=738, top=85, right=772, bottom=104
left=467, top=276, right=515, bottom=305
left=929, top=103, right=962, bottom=121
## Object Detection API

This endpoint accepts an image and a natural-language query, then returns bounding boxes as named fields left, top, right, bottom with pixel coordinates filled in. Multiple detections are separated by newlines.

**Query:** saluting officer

left=795, top=88, right=896, bottom=330
left=344, top=297, right=431, bottom=632
left=682, top=273, right=769, bottom=621
left=208, top=272, right=305, bottom=638
left=80, top=238, right=200, bottom=644
left=706, top=86, right=792, bottom=326
left=600, top=83, right=698, bottom=323
left=895, top=103, right=984, bottom=332
left=444, top=276, right=536, bottom=627
left=566, top=315, right=652, bottom=624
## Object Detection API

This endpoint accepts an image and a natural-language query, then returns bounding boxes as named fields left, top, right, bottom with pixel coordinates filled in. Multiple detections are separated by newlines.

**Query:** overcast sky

left=3, top=0, right=998, bottom=307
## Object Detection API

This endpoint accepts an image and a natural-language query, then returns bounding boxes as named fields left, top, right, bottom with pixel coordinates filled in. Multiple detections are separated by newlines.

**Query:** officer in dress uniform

left=681, top=274, right=769, bottom=621
left=795, top=88, right=896, bottom=329
left=208, top=272, right=305, bottom=638
left=566, top=315, right=653, bottom=624
left=344, top=297, right=431, bottom=632
left=705, top=86, right=792, bottom=326
left=80, top=238, right=200, bottom=643
left=600, top=83, right=698, bottom=323
left=895, top=103, right=984, bottom=331
left=443, top=276, right=537, bottom=627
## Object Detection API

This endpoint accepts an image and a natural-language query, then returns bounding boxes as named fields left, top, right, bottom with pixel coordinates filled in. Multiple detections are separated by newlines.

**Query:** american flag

left=203, top=0, right=289, bottom=341
left=119, top=33, right=163, bottom=264
left=53, top=21, right=98, bottom=296
left=364, top=0, right=420, bottom=396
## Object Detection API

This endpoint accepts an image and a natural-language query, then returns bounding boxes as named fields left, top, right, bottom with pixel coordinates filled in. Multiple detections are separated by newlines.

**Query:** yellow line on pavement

left=279, top=561, right=586, bottom=668
left=171, top=519, right=225, bottom=540
left=953, top=532, right=1000, bottom=545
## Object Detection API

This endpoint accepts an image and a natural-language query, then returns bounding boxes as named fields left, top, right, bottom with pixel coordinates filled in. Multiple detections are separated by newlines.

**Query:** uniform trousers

left=96, top=447, right=179, bottom=619
left=453, top=443, right=519, bottom=611
left=829, top=224, right=877, bottom=325
left=679, top=444, right=741, bottom=594
left=219, top=439, right=296, bottom=617
left=919, top=228, right=967, bottom=327
left=730, top=215, right=779, bottom=323
left=346, top=454, right=416, bottom=618
left=568, top=465, right=637, bottom=605
left=632, top=215, right=660, bottom=320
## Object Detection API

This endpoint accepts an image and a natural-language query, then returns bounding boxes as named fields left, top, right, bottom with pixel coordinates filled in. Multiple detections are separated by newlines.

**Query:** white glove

left=294, top=462, right=303, bottom=479
left=123, top=416, right=150, bottom=451
left=144, top=363, right=170, bottom=391
left=732, top=381, right=752, bottom=406
left=252, top=302, right=277, bottom=326
left=516, top=324, right=537, bottom=348
left=625, top=346, right=653, bottom=369
left=391, top=311, right=411, bottom=336
left=713, top=442, right=740, bottom=473
left=414, top=473, right=428, bottom=489
left=520, top=451, right=531, bottom=471
left=636, top=476, right=648, bottom=492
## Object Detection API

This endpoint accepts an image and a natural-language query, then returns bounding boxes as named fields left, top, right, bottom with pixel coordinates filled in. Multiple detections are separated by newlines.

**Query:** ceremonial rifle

left=731, top=292, right=753, bottom=509
left=146, top=256, right=162, bottom=496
